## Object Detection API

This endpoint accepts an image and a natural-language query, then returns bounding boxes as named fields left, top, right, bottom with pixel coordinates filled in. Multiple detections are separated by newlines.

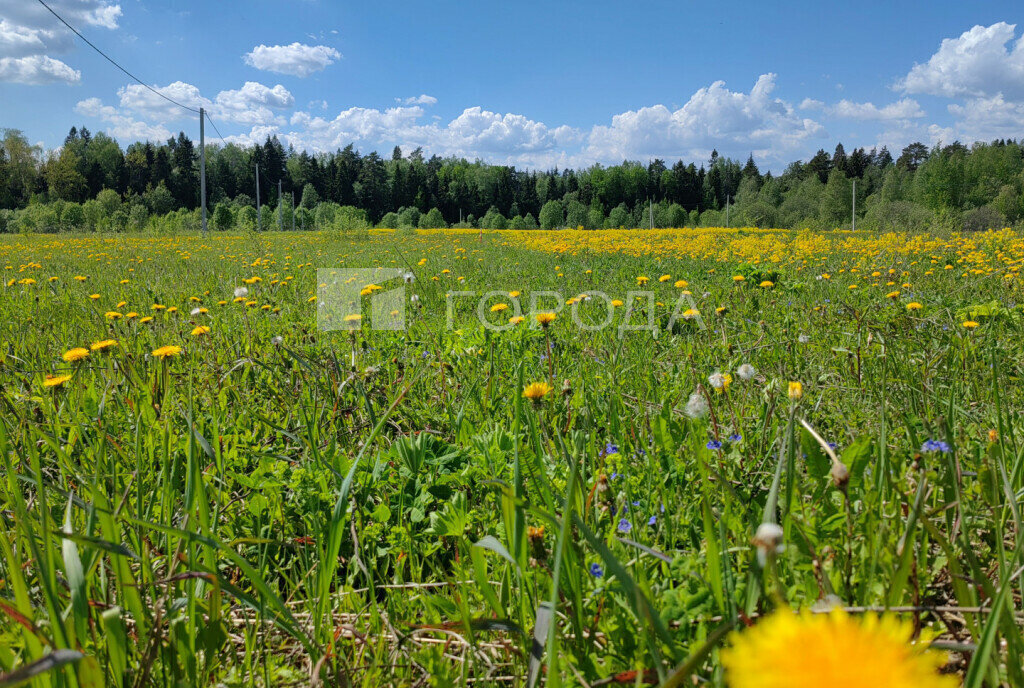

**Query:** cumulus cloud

left=824, top=98, right=924, bottom=121
left=584, top=74, right=824, bottom=165
left=75, top=97, right=171, bottom=141
left=118, top=81, right=210, bottom=120
left=243, top=42, right=340, bottom=77
left=0, top=1, right=119, bottom=84
left=282, top=105, right=582, bottom=166
left=898, top=22, right=1024, bottom=99
left=400, top=94, right=437, bottom=106
left=0, top=55, right=80, bottom=84
left=946, top=95, right=1024, bottom=141
left=214, top=81, right=295, bottom=125
left=115, top=80, right=295, bottom=126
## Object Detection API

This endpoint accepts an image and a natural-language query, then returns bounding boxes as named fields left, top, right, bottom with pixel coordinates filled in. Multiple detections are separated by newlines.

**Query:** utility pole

left=199, top=107, right=207, bottom=234
left=291, top=192, right=295, bottom=231
left=852, top=179, right=857, bottom=231
left=255, top=163, right=261, bottom=231
left=277, top=179, right=283, bottom=231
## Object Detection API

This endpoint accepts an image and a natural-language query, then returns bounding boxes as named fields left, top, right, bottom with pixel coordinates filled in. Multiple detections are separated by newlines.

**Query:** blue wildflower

left=921, top=439, right=951, bottom=454
left=589, top=563, right=603, bottom=578
left=728, top=433, right=742, bottom=442
left=706, top=440, right=723, bottom=450
left=647, top=515, right=657, bottom=526
left=617, top=518, right=632, bottom=534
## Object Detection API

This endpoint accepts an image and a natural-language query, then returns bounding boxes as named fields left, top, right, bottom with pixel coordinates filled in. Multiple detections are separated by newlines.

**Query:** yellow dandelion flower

left=636, top=276, right=649, bottom=285
left=962, top=320, right=979, bottom=329
left=658, top=274, right=671, bottom=282
left=674, top=279, right=689, bottom=288
left=886, top=291, right=900, bottom=299
left=139, top=316, right=154, bottom=324
left=89, top=293, right=100, bottom=300
left=509, top=315, right=525, bottom=325
left=509, top=290, right=521, bottom=298
left=62, top=347, right=90, bottom=363
left=759, top=280, right=774, bottom=288
left=682, top=308, right=699, bottom=319
left=74, top=275, right=87, bottom=282
left=43, top=373, right=73, bottom=389
left=732, top=275, right=745, bottom=283
left=522, top=381, right=553, bottom=401
left=906, top=302, right=923, bottom=311
left=90, top=339, right=118, bottom=352
left=191, top=326, right=211, bottom=336
left=151, top=304, right=166, bottom=311
left=721, top=608, right=955, bottom=688
left=490, top=303, right=509, bottom=313
left=105, top=311, right=122, bottom=320
left=152, top=345, right=182, bottom=360
left=788, top=381, right=804, bottom=400
left=611, top=299, right=624, bottom=307
left=344, top=314, right=362, bottom=323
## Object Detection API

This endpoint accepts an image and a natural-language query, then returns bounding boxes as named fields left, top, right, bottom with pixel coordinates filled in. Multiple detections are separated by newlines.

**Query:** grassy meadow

left=1, top=226, right=1023, bottom=686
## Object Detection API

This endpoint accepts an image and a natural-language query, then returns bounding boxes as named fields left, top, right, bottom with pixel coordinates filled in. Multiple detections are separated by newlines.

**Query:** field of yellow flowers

left=1, top=227, right=1023, bottom=687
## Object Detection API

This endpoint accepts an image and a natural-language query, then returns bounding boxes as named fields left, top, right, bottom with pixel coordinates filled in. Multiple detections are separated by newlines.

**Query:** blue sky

left=2, top=0, right=1023, bottom=170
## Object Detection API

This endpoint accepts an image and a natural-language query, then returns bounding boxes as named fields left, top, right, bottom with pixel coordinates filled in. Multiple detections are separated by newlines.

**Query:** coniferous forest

left=1, top=125, right=1022, bottom=232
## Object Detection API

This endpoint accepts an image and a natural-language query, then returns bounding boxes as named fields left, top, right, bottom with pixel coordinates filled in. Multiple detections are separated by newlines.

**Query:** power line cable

left=204, top=111, right=229, bottom=145
left=35, top=0, right=201, bottom=114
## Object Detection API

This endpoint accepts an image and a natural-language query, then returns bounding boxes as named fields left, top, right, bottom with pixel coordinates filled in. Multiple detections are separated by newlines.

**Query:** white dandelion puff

left=685, top=392, right=708, bottom=418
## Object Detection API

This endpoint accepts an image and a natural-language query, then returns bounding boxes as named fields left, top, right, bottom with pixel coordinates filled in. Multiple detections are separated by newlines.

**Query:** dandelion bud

left=787, top=381, right=804, bottom=400
left=830, top=461, right=850, bottom=489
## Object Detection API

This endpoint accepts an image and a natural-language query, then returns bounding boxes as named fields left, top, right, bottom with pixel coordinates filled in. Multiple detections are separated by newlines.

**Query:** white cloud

left=947, top=94, right=1024, bottom=141
left=826, top=98, right=924, bottom=121
left=75, top=97, right=171, bottom=141
left=115, top=80, right=295, bottom=126
left=223, top=125, right=282, bottom=147
left=243, top=42, right=340, bottom=77
left=0, top=55, right=80, bottom=84
left=799, top=98, right=824, bottom=110
left=400, top=94, right=437, bottom=106
left=118, top=80, right=210, bottom=120
left=898, top=22, right=1024, bottom=99
left=283, top=105, right=582, bottom=166
left=584, top=74, right=824, bottom=165
left=214, top=81, right=294, bottom=125
left=0, top=1, right=119, bottom=84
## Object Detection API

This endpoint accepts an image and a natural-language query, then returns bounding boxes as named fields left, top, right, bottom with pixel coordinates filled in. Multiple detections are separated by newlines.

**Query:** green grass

left=0, top=228, right=1021, bottom=686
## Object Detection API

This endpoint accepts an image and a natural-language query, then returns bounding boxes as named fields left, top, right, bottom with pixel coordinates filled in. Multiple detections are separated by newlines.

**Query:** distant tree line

left=1, top=125, right=1022, bottom=233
